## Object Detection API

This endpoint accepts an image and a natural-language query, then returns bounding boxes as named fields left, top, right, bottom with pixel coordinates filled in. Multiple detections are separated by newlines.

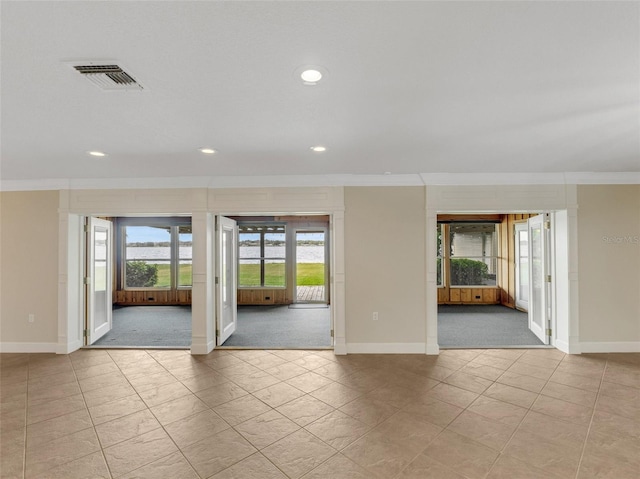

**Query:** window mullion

left=260, top=230, right=265, bottom=287
left=171, top=226, right=178, bottom=290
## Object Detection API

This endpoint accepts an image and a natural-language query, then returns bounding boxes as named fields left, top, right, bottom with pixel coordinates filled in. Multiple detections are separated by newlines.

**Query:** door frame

left=426, top=184, right=580, bottom=355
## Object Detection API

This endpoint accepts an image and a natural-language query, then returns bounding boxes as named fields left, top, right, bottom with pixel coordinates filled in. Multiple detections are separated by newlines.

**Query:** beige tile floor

left=1, top=348, right=639, bottom=478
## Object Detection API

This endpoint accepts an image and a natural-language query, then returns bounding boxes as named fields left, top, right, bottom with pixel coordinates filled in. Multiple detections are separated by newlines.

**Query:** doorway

left=436, top=213, right=551, bottom=348
left=294, top=229, right=328, bottom=304
left=84, top=216, right=193, bottom=349
left=217, top=215, right=331, bottom=348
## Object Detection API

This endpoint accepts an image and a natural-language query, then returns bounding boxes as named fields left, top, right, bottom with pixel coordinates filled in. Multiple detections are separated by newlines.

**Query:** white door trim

left=425, top=184, right=580, bottom=355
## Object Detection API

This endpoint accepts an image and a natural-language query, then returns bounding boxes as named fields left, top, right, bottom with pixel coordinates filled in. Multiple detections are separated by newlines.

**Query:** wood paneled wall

left=438, top=287, right=500, bottom=304
left=237, top=289, right=288, bottom=305
left=437, top=213, right=536, bottom=307
left=114, top=289, right=191, bottom=305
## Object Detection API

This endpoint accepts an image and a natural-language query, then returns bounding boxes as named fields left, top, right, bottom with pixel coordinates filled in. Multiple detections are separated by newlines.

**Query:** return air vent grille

left=71, top=63, right=144, bottom=91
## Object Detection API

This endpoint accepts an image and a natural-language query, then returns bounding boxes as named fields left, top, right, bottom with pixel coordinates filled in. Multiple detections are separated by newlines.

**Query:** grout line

left=573, top=358, right=608, bottom=479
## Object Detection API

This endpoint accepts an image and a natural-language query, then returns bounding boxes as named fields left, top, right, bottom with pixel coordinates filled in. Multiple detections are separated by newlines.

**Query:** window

left=122, top=222, right=192, bottom=289
left=449, top=223, right=498, bottom=286
left=238, top=225, right=286, bottom=287
left=178, top=226, right=192, bottom=287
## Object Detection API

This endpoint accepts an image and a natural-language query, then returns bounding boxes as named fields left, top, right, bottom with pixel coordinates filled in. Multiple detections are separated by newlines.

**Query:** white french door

left=216, top=216, right=238, bottom=345
left=86, top=218, right=113, bottom=344
left=514, top=222, right=529, bottom=311
left=527, top=214, right=550, bottom=344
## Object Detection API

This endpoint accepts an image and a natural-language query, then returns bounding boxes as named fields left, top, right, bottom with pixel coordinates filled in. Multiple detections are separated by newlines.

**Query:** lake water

left=126, top=245, right=325, bottom=263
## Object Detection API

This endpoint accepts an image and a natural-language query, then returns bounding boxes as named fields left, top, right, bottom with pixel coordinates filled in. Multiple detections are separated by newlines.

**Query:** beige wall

left=2, top=185, right=639, bottom=352
left=577, top=185, right=640, bottom=344
left=344, top=187, right=426, bottom=347
left=1, top=191, right=59, bottom=345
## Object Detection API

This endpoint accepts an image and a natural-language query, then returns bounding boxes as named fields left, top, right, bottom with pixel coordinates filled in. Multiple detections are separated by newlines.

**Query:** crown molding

left=420, top=172, right=640, bottom=185
left=1, top=172, right=638, bottom=192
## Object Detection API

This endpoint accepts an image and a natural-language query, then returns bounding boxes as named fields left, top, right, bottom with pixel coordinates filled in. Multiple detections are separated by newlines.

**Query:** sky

left=127, top=226, right=323, bottom=243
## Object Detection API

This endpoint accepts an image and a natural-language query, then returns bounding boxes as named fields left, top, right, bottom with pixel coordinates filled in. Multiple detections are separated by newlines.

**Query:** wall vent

left=69, top=62, right=144, bottom=91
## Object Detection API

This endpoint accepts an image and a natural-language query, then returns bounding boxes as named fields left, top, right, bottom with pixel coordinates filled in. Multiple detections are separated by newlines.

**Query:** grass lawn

left=150, top=262, right=324, bottom=288
left=239, top=263, right=324, bottom=286
left=296, top=263, right=325, bottom=286
left=156, top=263, right=192, bottom=287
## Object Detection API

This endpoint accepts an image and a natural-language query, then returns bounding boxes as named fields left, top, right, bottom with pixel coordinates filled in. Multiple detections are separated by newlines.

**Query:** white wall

left=578, top=185, right=640, bottom=352
left=0, top=191, right=60, bottom=351
left=344, top=187, right=426, bottom=352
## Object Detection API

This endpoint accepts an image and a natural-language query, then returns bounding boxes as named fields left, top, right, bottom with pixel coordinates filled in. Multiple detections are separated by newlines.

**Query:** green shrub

left=126, top=261, right=158, bottom=287
left=450, top=258, right=488, bottom=285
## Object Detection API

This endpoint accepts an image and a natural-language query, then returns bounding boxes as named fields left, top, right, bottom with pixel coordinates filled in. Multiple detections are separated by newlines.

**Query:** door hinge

left=215, top=329, right=219, bottom=336
left=215, top=277, right=219, bottom=285
left=83, top=329, right=88, bottom=338
left=544, top=220, right=551, bottom=230
left=545, top=328, right=552, bottom=336
left=83, top=277, right=90, bottom=285
left=330, top=329, right=334, bottom=338
left=546, top=275, right=552, bottom=283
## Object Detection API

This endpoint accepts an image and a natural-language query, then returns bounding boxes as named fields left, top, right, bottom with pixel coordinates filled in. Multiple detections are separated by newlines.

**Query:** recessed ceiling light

left=295, top=65, right=327, bottom=86
left=88, top=150, right=106, bottom=157
left=301, top=69, right=322, bottom=83
left=199, top=148, right=216, bottom=154
left=310, top=146, right=327, bottom=153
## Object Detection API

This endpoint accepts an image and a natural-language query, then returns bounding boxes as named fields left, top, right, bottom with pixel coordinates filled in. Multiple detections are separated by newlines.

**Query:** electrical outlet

left=372, top=312, right=378, bottom=321
left=28, top=313, right=35, bottom=323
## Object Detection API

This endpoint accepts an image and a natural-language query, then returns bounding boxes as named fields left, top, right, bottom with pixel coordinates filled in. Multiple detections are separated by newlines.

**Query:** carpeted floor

left=223, top=305, right=331, bottom=348
left=92, top=306, right=192, bottom=348
left=438, top=304, right=544, bottom=347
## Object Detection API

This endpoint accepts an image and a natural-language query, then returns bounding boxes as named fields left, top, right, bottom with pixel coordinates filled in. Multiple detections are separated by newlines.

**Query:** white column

left=425, top=200, right=439, bottom=355
left=191, top=212, right=215, bottom=354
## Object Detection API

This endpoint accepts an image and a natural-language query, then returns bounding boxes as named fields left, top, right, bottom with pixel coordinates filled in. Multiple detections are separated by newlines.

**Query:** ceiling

left=1, top=1, right=638, bottom=187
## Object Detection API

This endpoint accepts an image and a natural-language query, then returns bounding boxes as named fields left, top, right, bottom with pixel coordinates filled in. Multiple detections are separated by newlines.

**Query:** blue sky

left=126, top=226, right=191, bottom=243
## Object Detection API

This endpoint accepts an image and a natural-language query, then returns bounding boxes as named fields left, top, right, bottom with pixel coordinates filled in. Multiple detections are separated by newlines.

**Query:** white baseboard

left=554, top=339, right=571, bottom=354
left=0, top=342, right=58, bottom=353
left=190, top=338, right=215, bottom=355
left=580, top=341, right=640, bottom=353
left=334, top=338, right=347, bottom=355
left=346, top=342, right=426, bottom=354
left=57, top=339, right=83, bottom=354
left=426, top=340, right=440, bottom=355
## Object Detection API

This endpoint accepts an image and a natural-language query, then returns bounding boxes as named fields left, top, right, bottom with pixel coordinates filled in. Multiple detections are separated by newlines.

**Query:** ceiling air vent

left=71, top=62, right=144, bottom=91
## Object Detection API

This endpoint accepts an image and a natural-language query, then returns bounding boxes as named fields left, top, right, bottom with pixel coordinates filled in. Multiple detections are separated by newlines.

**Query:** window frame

left=237, top=223, right=287, bottom=289
left=119, top=218, right=192, bottom=291
left=440, top=222, right=500, bottom=288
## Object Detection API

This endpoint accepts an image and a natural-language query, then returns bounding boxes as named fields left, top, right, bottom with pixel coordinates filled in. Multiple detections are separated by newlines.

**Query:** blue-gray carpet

left=223, top=305, right=331, bottom=348
left=438, top=305, right=544, bottom=347
left=93, top=306, right=191, bottom=348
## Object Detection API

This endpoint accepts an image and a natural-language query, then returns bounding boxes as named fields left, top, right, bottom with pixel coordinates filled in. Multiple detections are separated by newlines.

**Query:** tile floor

left=1, top=348, right=639, bottom=478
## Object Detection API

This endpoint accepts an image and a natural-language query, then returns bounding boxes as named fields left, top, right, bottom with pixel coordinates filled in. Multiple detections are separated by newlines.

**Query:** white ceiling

left=1, top=1, right=638, bottom=187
